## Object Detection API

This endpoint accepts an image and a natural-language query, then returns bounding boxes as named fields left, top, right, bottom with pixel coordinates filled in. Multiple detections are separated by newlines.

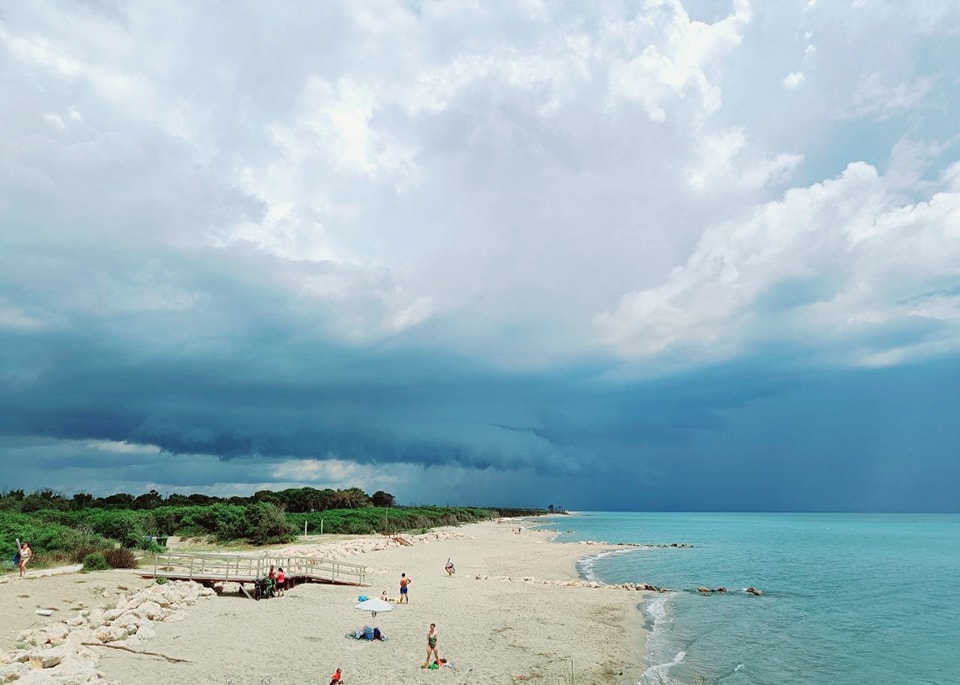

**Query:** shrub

left=244, top=502, right=295, bottom=545
left=81, top=552, right=109, bottom=572
left=104, top=548, right=138, bottom=569
left=73, top=509, right=152, bottom=548
left=57, top=525, right=108, bottom=551
left=71, top=546, right=105, bottom=564
left=138, top=538, right=166, bottom=553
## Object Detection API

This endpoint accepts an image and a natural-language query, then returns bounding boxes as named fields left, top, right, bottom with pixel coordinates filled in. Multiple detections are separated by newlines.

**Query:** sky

left=1, top=0, right=958, bottom=512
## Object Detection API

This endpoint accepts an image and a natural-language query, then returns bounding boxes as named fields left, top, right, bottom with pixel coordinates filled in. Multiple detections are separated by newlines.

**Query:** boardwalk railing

left=146, top=551, right=367, bottom=587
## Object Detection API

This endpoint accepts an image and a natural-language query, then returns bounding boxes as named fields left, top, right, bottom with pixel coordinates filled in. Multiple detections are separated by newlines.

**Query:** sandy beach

left=1, top=519, right=650, bottom=684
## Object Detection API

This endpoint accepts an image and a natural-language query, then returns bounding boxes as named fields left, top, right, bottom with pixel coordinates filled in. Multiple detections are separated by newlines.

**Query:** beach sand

left=2, top=519, right=649, bottom=684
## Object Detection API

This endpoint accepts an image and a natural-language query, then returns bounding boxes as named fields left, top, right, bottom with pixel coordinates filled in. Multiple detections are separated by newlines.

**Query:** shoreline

left=2, top=518, right=650, bottom=684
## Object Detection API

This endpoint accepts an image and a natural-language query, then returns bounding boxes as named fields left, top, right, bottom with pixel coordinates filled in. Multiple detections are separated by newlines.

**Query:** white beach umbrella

left=355, top=597, right=394, bottom=618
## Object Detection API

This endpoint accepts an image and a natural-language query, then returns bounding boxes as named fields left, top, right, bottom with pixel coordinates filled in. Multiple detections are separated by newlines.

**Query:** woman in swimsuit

left=424, top=623, right=439, bottom=667
left=19, top=542, right=33, bottom=577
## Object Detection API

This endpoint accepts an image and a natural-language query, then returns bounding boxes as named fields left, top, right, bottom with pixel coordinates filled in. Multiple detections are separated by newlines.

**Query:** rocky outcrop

left=1, top=580, right=215, bottom=684
left=471, top=575, right=673, bottom=592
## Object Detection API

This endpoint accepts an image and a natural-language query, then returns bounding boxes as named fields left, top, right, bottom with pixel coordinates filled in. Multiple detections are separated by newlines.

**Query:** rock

left=42, top=622, right=70, bottom=643
left=0, top=662, right=28, bottom=681
left=14, top=669, right=60, bottom=685
left=135, top=624, right=157, bottom=640
left=134, top=601, right=164, bottom=621
left=93, top=626, right=126, bottom=643
left=102, top=609, right=123, bottom=623
left=697, top=586, right=712, bottom=594
left=745, top=586, right=762, bottom=596
left=27, top=644, right=68, bottom=669
left=52, top=653, right=101, bottom=684
left=17, top=630, right=40, bottom=646
left=716, top=587, right=728, bottom=593
left=113, top=614, right=150, bottom=637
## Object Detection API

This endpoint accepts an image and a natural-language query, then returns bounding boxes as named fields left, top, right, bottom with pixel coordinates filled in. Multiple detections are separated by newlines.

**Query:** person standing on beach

left=399, top=572, right=411, bottom=603
left=423, top=623, right=439, bottom=667
left=444, top=558, right=455, bottom=576
left=276, top=567, right=285, bottom=596
left=18, top=542, right=32, bottom=577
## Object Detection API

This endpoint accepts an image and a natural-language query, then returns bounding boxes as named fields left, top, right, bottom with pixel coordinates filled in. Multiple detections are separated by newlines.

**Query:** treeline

left=0, top=486, right=396, bottom=514
left=1, top=488, right=547, bottom=567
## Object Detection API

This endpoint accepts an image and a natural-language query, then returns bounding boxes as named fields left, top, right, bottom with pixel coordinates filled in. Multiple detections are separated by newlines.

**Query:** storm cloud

left=2, top=1, right=959, bottom=510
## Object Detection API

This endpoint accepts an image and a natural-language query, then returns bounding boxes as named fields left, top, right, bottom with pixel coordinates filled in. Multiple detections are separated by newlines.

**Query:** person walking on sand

left=18, top=542, right=32, bottom=577
left=423, top=623, right=439, bottom=667
left=444, top=558, right=455, bottom=576
left=399, top=572, right=411, bottom=603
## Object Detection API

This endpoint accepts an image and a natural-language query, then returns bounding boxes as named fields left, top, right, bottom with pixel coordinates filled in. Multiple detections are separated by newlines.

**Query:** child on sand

left=329, top=667, right=342, bottom=684
left=381, top=589, right=389, bottom=602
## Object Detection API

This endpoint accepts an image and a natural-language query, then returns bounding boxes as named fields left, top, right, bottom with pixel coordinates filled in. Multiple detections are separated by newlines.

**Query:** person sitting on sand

left=444, top=558, right=455, bottom=576
left=381, top=589, right=389, bottom=602
left=276, top=567, right=285, bottom=595
left=329, top=667, right=342, bottom=684
left=18, top=542, right=32, bottom=577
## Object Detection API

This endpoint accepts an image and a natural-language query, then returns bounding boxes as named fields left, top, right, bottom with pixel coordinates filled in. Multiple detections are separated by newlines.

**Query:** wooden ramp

left=141, top=551, right=367, bottom=591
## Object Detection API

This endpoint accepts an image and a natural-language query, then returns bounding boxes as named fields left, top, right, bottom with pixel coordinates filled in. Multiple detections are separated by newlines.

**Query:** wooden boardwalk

left=141, top=551, right=367, bottom=592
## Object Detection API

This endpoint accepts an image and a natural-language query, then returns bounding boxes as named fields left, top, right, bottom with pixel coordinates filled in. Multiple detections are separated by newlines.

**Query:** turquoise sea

left=542, top=512, right=960, bottom=685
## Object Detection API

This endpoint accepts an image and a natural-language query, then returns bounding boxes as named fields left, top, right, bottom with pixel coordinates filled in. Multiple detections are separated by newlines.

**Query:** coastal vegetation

left=0, top=487, right=546, bottom=572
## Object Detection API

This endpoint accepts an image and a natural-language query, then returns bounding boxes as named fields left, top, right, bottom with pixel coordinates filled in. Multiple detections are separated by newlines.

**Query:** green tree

left=371, top=490, right=395, bottom=507
left=133, top=490, right=163, bottom=510
left=337, top=488, right=370, bottom=509
left=97, top=493, right=135, bottom=509
left=22, top=489, right=69, bottom=513
left=71, top=493, right=94, bottom=511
